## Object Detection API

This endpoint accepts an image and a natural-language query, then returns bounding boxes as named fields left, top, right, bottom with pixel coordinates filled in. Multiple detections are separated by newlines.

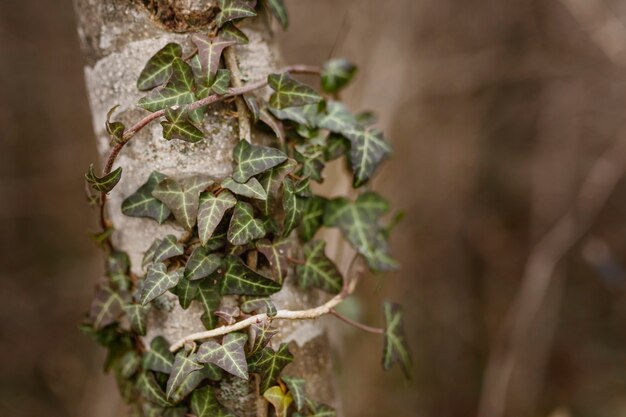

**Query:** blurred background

left=4, top=0, right=626, bottom=416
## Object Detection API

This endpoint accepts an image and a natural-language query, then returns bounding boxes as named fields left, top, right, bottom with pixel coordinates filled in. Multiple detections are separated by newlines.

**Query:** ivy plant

left=82, top=1, right=411, bottom=416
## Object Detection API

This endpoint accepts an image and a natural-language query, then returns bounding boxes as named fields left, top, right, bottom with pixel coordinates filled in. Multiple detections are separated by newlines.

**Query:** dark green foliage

left=86, top=164, right=122, bottom=193
left=321, top=59, right=357, bottom=93
left=268, top=73, right=322, bottom=109
left=227, top=202, right=265, bottom=245
left=219, top=22, right=249, bottom=45
left=171, top=276, right=199, bottom=309
left=256, top=238, right=290, bottom=283
left=166, top=351, right=203, bottom=400
left=222, top=177, right=268, bottom=200
left=137, top=43, right=182, bottom=91
left=185, top=246, right=221, bottom=281
left=299, top=196, right=326, bottom=242
left=138, top=58, right=196, bottom=112
left=141, top=263, right=183, bottom=305
left=161, top=107, right=204, bottom=142
left=196, top=277, right=221, bottom=329
left=220, top=255, right=281, bottom=296
left=124, top=303, right=150, bottom=335
left=248, top=344, right=293, bottom=392
left=256, top=158, right=297, bottom=216
left=191, top=386, right=235, bottom=417
left=143, top=336, right=175, bottom=374
left=382, top=301, right=412, bottom=380
left=106, top=105, right=125, bottom=143
left=122, top=171, right=171, bottom=223
left=232, top=140, right=288, bottom=183
left=190, top=34, right=235, bottom=95
left=153, top=234, right=184, bottom=262
left=295, top=240, right=342, bottom=293
left=89, top=283, right=127, bottom=330
left=267, top=0, right=289, bottom=29
left=247, top=320, right=279, bottom=356
left=216, top=0, right=257, bottom=28
left=152, top=176, right=213, bottom=230
left=197, top=332, right=248, bottom=379
left=198, top=190, right=237, bottom=245
left=282, top=177, right=304, bottom=236
left=282, top=376, right=306, bottom=411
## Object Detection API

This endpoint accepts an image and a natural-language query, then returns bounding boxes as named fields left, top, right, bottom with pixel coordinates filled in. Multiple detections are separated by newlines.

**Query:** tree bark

left=73, top=1, right=338, bottom=414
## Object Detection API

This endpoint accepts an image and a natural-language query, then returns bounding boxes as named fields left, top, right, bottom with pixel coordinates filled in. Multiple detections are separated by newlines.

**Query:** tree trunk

left=73, top=1, right=338, bottom=414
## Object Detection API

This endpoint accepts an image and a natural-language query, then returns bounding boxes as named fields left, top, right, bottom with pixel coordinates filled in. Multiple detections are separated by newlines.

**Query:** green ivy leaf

left=344, top=127, right=391, bottom=187
left=121, top=171, right=171, bottom=223
left=266, top=0, right=289, bottom=29
left=295, top=240, right=342, bottom=294
left=220, top=255, right=281, bottom=296
left=324, top=192, right=398, bottom=271
left=137, top=43, right=182, bottom=91
left=282, top=177, right=304, bottom=237
left=317, top=101, right=357, bottom=135
left=269, top=103, right=321, bottom=128
left=294, top=146, right=324, bottom=182
left=323, top=134, right=350, bottom=161
left=298, top=196, right=326, bottom=242
left=382, top=301, right=412, bottom=380
left=143, top=336, right=175, bottom=374
left=227, top=202, right=265, bottom=246
left=137, top=372, right=172, bottom=408
left=141, top=263, right=183, bottom=305
left=196, top=277, right=221, bottom=329
left=216, top=0, right=257, bottom=28
left=154, top=234, right=184, bottom=262
left=210, top=69, right=231, bottom=95
left=85, top=164, right=122, bottom=193
left=191, top=386, right=236, bottom=417
left=152, top=176, right=213, bottom=230
left=263, top=386, right=293, bottom=417
left=232, top=140, right=288, bottom=183
left=106, top=250, right=131, bottom=291
left=138, top=58, right=196, bottom=112
left=124, top=303, right=150, bottom=336
left=89, top=283, right=127, bottom=330
left=256, top=238, right=290, bottom=284
left=256, top=159, right=297, bottom=216
left=105, top=105, right=125, bottom=143
left=171, top=276, right=199, bottom=309
left=169, top=364, right=219, bottom=404
left=119, top=350, right=141, bottom=378
left=191, top=34, right=236, bottom=88
left=143, top=238, right=162, bottom=268
left=219, top=22, right=249, bottom=45
left=241, top=298, right=278, bottom=317
left=282, top=376, right=306, bottom=411
left=247, top=320, right=279, bottom=356
left=222, top=177, right=268, bottom=200
left=321, top=59, right=357, bottom=93
left=161, top=107, right=205, bottom=143
left=198, top=190, right=237, bottom=245
left=248, top=344, right=293, bottom=392
left=197, top=332, right=248, bottom=379
left=268, top=73, right=322, bottom=109
left=185, top=246, right=222, bottom=281
left=166, top=351, right=203, bottom=400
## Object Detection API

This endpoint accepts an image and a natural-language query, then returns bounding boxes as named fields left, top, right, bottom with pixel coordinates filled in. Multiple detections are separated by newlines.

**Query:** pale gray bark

left=74, top=1, right=337, bottom=414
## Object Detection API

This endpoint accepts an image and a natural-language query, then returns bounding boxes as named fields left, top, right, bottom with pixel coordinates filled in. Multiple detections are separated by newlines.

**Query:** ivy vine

left=82, top=1, right=411, bottom=416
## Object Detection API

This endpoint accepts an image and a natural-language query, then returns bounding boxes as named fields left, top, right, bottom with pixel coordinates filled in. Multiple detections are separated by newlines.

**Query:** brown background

left=3, top=1, right=626, bottom=416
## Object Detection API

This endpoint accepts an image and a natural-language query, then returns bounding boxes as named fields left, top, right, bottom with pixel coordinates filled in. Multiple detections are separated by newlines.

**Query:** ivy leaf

left=137, top=42, right=182, bottom=91
left=143, top=336, right=175, bottom=374
left=248, top=344, right=293, bottom=392
left=295, top=240, right=342, bottom=294
left=282, top=177, right=304, bottom=236
left=216, top=0, right=257, bottom=28
left=268, top=73, right=322, bottom=109
left=166, top=351, right=204, bottom=400
left=121, top=171, right=171, bottom=223
left=294, top=146, right=324, bottom=183
left=282, top=376, right=306, bottom=411
left=169, top=364, right=222, bottom=404
left=344, top=127, right=392, bottom=187
left=269, top=103, right=321, bottom=128
left=263, top=386, right=293, bottom=417
left=266, top=0, right=289, bottom=29
left=154, top=234, right=184, bottom=262
left=198, top=190, right=237, bottom=244
left=256, top=159, right=297, bottom=216
left=141, top=263, right=183, bottom=305
left=105, top=105, right=125, bottom=143
left=317, top=101, right=357, bottom=135
left=227, top=202, right=265, bottom=246
left=215, top=306, right=241, bottom=325
left=321, top=59, right=357, bottom=93
left=323, top=134, right=350, bottom=161
left=241, top=298, right=278, bottom=317
left=383, top=301, right=412, bottom=380
left=124, top=303, right=150, bottom=336
left=210, top=69, right=231, bottom=95
left=222, top=177, right=268, bottom=200
left=185, top=246, right=222, bottom=281
left=219, top=22, right=249, bottom=45
left=232, top=140, right=288, bottom=183
left=191, top=34, right=236, bottom=87
left=191, top=386, right=236, bottom=417
left=196, top=277, right=221, bottom=329
left=143, top=238, right=162, bottom=268
left=324, top=192, right=398, bottom=271
left=171, top=276, right=199, bottom=309
left=89, top=283, right=127, bottom=330
left=197, top=332, right=249, bottom=379
left=137, top=372, right=172, bottom=408
left=220, top=255, right=281, bottom=296
left=299, top=196, right=326, bottom=242
left=138, top=58, right=196, bottom=112
left=85, top=164, right=122, bottom=193
left=106, top=250, right=131, bottom=291
left=256, top=239, right=290, bottom=284
left=247, top=320, right=279, bottom=356
left=152, top=176, right=213, bottom=230
left=161, top=107, right=205, bottom=143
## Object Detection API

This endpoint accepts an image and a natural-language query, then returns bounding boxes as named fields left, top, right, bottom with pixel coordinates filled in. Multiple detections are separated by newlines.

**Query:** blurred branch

left=477, top=126, right=626, bottom=417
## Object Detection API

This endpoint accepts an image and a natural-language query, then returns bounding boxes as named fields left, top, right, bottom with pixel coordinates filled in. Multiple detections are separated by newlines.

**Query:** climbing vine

left=82, top=1, right=411, bottom=416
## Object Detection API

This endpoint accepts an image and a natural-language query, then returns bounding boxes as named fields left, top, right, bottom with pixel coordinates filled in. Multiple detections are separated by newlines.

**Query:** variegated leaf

left=89, top=283, right=127, bottom=330
left=197, top=332, right=248, bottom=379
left=295, top=240, right=342, bottom=294
left=137, top=372, right=172, bottom=408
left=216, top=0, right=257, bottom=28
left=256, top=159, right=297, bottom=216
left=143, top=238, right=162, bottom=268
left=210, top=69, right=231, bottom=95
left=105, top=105, right=125, bottom=143
left=143, top=336, right=175, bottom=374
left=282, top=177, right=304, bottom=236
left=268, top=72, right=322, bottom=109
left=137, top=43, right=182, bottom=91
left=248, top=344, right=293, bottom=392
left=344, top=126, right=392, bottom=187
left=124, top=303, right=150, bottom=336
left=298, top=196, right=326, bottom=242
left=171, top=275, right=199, bottom=309
left=138, top=58, right=196, bottom=112
left=219, top=22, right=249, bottom=45
left=119, top=350, right=141, bottom=378
left=169, top=364, right=220, bottom=404
left=222, top=177, right=267, bottom=200
left=282, top=376, right=306, bottom=411
left=166, top=351, right=203, bottom=400
left=220, top=255, right=281, bottom=296
left=161, top=107, right=205, bottom=143
left=185, top=246, right=222, bottom=281
left=121, top=171, right=171, bottom=223
left=321, top=58, right=357, bottom=93
left=198, top=190, right=237, bottom=245
left=247, top=320, right=279, bottom=356
left=141, top=263, right=183, bottom=305
left=255, top=238, right=290, bottom=283
left=241, top=298, right=277, bottom=317
left=191, top=386, right=236, bottom=417
left=227, top=202, right=265, bottom=246
left=196, top=276, right=221, bottom=330
left=294, top=145, right=324, bottom=182
left=85, top=164, right=122, bottom=193
left=153, top=234, right=184, bottom=262
left=383, top=301, right=412, bottom=380
left=152, top=175, right=213, bottom=230
left=232, top=140, right=288, bottom=183
left=263, top=386, right=292, bottom=417
left=191, top=34, right=236, bottom=87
